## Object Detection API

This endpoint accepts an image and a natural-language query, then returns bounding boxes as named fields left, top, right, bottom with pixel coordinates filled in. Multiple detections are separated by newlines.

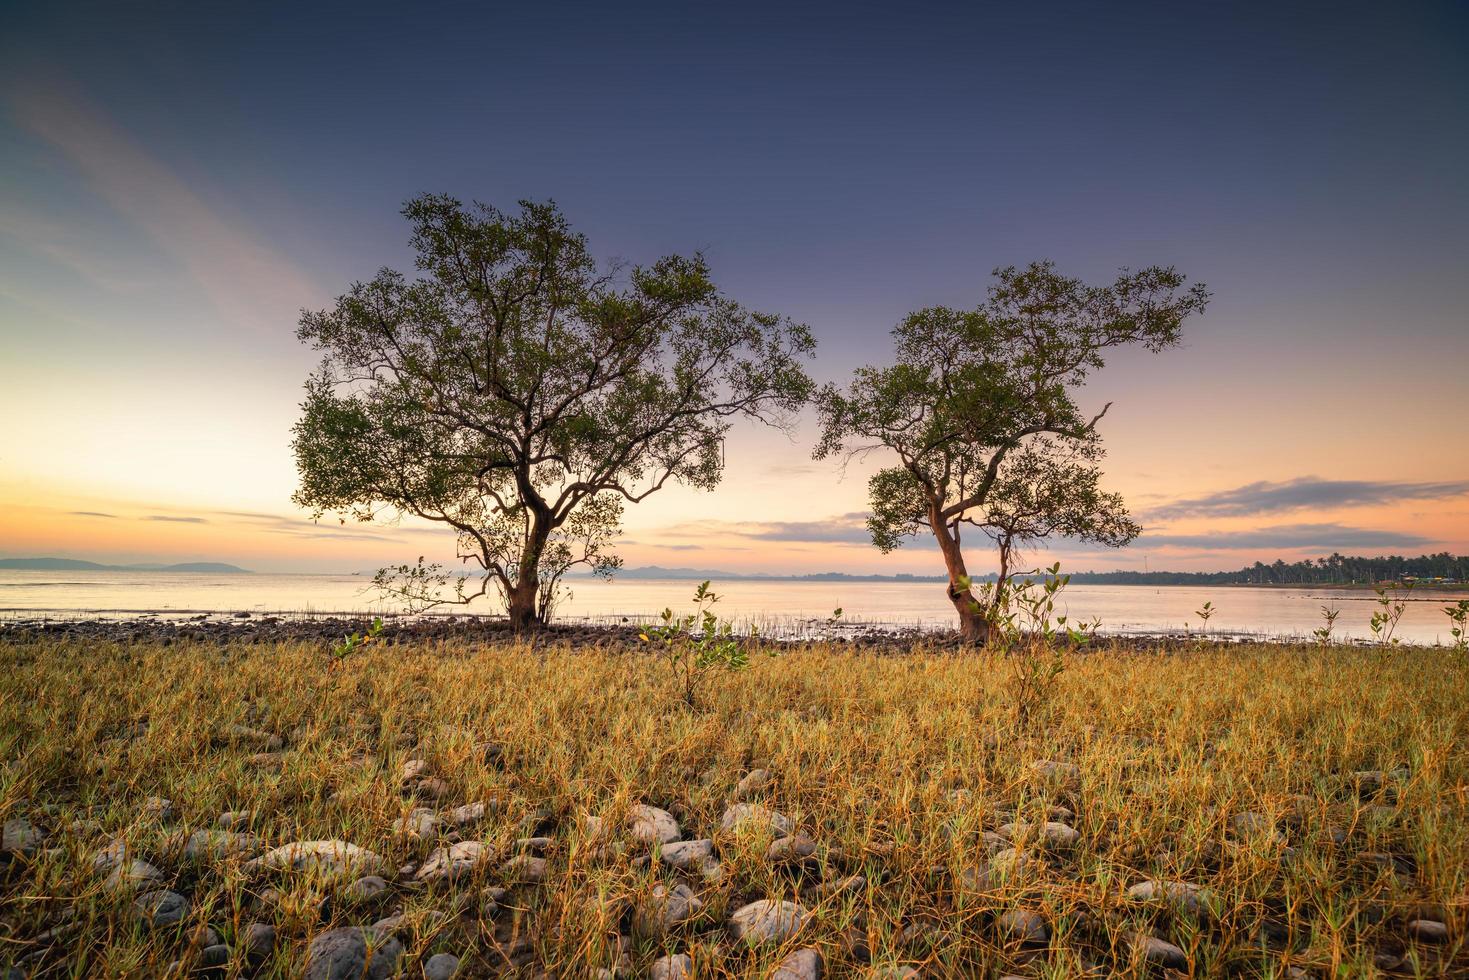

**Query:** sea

left=0, top=570, right=1460, bottom=645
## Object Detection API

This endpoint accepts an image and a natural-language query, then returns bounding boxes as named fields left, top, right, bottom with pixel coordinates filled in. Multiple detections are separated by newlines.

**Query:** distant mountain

left=0, top=558, right=251, bottom=574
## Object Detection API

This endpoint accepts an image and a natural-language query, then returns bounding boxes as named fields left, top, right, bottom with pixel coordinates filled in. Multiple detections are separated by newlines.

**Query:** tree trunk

left=931, top=512, right=992, bottom=646
left=506, top=576, right=543, bottom=632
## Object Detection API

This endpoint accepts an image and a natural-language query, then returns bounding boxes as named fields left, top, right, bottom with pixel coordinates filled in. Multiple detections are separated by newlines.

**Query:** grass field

left=1, top=637, right=1465, bottom=978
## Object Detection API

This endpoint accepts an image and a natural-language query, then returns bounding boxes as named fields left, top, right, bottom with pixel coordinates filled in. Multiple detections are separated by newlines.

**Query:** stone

left=216, top=809, right=256, bottom=829
left=627, top=804, right=681, bottom=845
left=446, top=802, right=488, bottom=828
left=727, top=899, right=808, bottom=945
left=141, top=797, right=176, bottom=823
left=223, top=724, right=282, bottom=752
left=186, top=924, right=223, bottom=949
left=772, top=948, right=823, bottom=980
left=1032, top=760, right=1080, bottom=782
left=1134, top=934, right=1188, bottom=970
left=1231, top=812, right=1282, bottom=841
left=719, top=802, right=793, bottom=837
left=632, top=882, right=703, bottom=939
left=814, top=874, right=866, bottom=898
left=659, top=838, right=715, bottom=871
left=304, top=926, right=403, bottom=980
left=998, top=820, right=1078, bottom=849
left=134, top=889, right=189, bottom=928
left=479, top=885, right=508, bottom=918
left=997, top=909, right=1049, bottom=945
left=342, top=875, right=390, bottom=903
left=183, top=829, right=262, bottom=862
left=2, top=817, right=42, bottom=859
left=104, top=858, right=166, bottom=893
left=415, top=841, right=491, bottom=884
left=242, top=922, right=276, bottom=960
left=424, top=952, right=461, bottom=979
left=733, top=768, right=774, bottom=799
left=767, top=834, right=817, bottom=864
left=414, top=778, right=450, bottom=801
left=248, top=840, right=385, bottom=885
left=1126, top=879, right=1216, bottom=917
left=649, top=953, right=694, bottom=979
left=400, top=759, right=431, bottom=784
left=515, top=836, right=552, bottom=854
left=500, top=854, right=547, bottom=883
left=391, top=808, right=440, bottom=841
left=1407, top=919, right=1449, bottom=943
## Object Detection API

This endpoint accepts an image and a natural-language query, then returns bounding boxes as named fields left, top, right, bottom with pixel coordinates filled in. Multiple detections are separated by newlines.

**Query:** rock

left=772, top=948, right=823, bottom=980
left=104, top=858, right=166, bottom=893
left=515, top=836, right=552, bottom=854
left=242, top=922, right=276, bottom=960
left=632, top=882, right=703, bottom=939
left=391, top=808, right=440, bottom=841
left=719, top=803, right=793, bottom=837
left=659, top=838, right=715, bottom=871
left=627, top=804, right=681, bottom=845
left=1032, top=760, right=1080, bottom=782
left=814, top=874, right=866, bottom=898
left=415, top=841, right=490, bottom=884
left=479, top=885, right=507, bottom=918
left=1134, top=934, right=1188, bottom=970
left=183, top=829, right=262, bottom=862
left=1231, top=812, right=1282, bottom=842
left=733, top=769, right=774, bottom=800
left=472, top=740, right=504, bottom=764
left=446, top=802, right=488, bottom=828
left=1407, top=919, right=1449, bottom=943
left=997, top=909, right=1049, bottom=945
left=500, top=854, right=547, bottom=883
left=727, top=899, right=807, bottom=945
left=2, top=817, right=43, bottom=859
left=342, top=875, right=390, bottom=903
left=767, top=834, right=817, bottom=864
left=1126, top=879, right=1216, bottom=917
left=134, top=889, right=189, bottom=928
left=304, top=926, right=403, bottom=980
left=414, top=778, right=450, bottom=801
left=186, top=924, right=223, bottom=949
left=141, top=797, right=176, bottom=823
left=424, top=952, right=461, bottom=979
left=649, top=953, right=694, bottom=979
left=248, top=840, right=385, bottom=885
left=400, top=759, right=431, bottom=784
left=998, top=820, right=1078, bottom=849
left=217, top=810, right=256, bottom=830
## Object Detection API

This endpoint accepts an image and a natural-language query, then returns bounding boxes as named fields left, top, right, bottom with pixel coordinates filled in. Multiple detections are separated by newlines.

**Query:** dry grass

left=1, top=637, right=1466, bottom=978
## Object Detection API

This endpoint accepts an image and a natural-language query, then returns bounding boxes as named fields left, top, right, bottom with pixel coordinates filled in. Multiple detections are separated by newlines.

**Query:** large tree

left=815, top=262, right=1209, bottom=643
left=293, top=195, right=816, bottom=629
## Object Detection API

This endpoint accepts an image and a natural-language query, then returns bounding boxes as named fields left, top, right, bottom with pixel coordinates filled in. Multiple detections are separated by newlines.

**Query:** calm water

left=0, top=570, right=1461, bottom=644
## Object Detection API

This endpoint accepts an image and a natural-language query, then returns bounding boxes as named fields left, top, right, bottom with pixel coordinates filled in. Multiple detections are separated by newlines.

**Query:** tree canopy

left=815, top=261, right=1209, bottom=642
left=293, top=195, right=815, bottom=627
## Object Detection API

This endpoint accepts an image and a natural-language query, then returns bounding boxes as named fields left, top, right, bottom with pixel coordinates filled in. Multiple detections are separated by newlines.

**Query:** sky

left=1, top=0, right=1467, bottom=576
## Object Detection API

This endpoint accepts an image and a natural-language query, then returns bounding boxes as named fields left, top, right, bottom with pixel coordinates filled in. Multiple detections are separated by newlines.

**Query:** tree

left=293, top=195, right=816, bottom=629
left=814, top=262, right=1209, bottom=644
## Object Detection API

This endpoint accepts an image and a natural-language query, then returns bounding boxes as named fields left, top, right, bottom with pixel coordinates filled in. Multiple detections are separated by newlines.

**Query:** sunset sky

left=2, top=1, right=1466, bottom=576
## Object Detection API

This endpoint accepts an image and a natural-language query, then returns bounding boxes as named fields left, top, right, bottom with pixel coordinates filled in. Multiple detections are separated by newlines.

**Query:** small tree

left=815, top=262, right=1208, bottom=644
left=293, top=195, right=816, bottom=629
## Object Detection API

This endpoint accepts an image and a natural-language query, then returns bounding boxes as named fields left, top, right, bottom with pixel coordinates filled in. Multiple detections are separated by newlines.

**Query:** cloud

left=1149, top=477, right=1469, bottom=519
left=1138, top=523, right=1431, bottom=551
left=68, top=510, right=117, bottom=518
left=145, top=515, right=208, bottom=524
left=6, top=76, right=319, bottom=326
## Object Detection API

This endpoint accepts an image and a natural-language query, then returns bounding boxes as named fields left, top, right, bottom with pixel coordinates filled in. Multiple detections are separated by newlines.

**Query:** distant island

left=0, top=558, right=251, bottom=574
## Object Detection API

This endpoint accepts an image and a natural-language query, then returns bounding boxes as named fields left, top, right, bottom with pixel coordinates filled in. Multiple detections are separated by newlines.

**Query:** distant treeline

left=1062, top=552, right=1468, bottom=586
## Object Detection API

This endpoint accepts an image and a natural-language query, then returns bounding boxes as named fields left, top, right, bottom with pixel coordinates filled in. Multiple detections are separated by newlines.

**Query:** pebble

left=216, top=810, right=256, bottom=830
left=499, top=854, right=547, bottom=883
left=727, top=899, right=808, bottom=945
left=2, top=817, right=42, bottom=859
left=134, top=889, right=189, bottom=928
left=182, top=829, right=262, bottom=862
left=1407, top=919, right=1449, bottom=943
left=997, top=909, right=1049, bottom=945
left=998, top=820, right=1078, bottom=849
left=446, top=802, right=488, bottom=828
left=415, top=841, right=490, bottom=884
left=391, top=808, right=440, bottom=841
left=242, top=922, right=276, bottom=960
left=1134, top=934, right=1188, bottom=969
left=423, top=952, right=461, bottom=979
left=342, top=875, right=390, bottom=903
left=632, top=882, right=703, bottom=939
left=304, top=926, right=403, bottom=980
left=659, top=838, right=714, bottom=871
left=248, top=840, right=384, bottom=884
left=649, top=953, right=694, bottom=979
left=141, top=797, right=176, bottom=823
left=1126, top=879, right=1215, bottom=917
left=733, top=768, right=774, bottom=800
left=767, top=834, right=817, bottom=864
left=772, top=947, right=823, bottom=980
left=104, top=858, right=166, bottom=893
left=627, top=804, right=681, bottom=845
left=719, top=802, right=794, bottom=837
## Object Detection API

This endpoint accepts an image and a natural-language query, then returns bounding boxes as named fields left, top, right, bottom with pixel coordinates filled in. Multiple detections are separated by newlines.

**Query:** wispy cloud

left=1139, top=523, right=1431, bottom=551
left=1149, top=477, right=1469, bottom=519
left=68, top=510, right=117, bottom=518
left=6, top=75, right=319, bottom=326
left=145, top=515, right=207, bottom=524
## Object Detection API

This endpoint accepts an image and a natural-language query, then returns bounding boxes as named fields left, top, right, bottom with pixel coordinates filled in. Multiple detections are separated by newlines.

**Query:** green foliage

left=813, top=261, right=1207, bottom=641
left=1196, top=600, right=1216, bottom=631
left=1313, top=605, right=1341, bottom=647
left=638, top=581, right=761, bottom=708
left=1369, top=584, right=1410, bottom=647
left=1443, top=599, right=1469, bottom=653
left=331, top=616, right=384, bottom=664
left=293, top=195, right=815, bottom=627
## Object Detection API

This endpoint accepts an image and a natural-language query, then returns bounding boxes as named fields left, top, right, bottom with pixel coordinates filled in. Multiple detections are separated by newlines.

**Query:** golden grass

left=1, top=637, right=1465, bottom=978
